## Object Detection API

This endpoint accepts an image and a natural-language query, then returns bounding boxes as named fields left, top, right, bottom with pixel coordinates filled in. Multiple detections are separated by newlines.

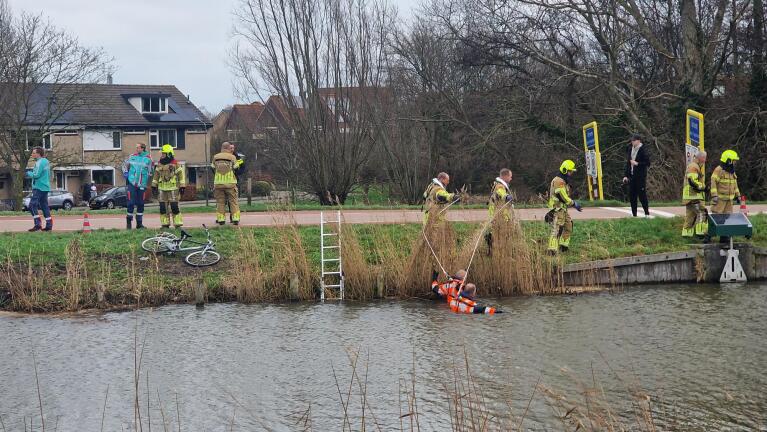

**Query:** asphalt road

left=1, top=204, right=764, bottom=232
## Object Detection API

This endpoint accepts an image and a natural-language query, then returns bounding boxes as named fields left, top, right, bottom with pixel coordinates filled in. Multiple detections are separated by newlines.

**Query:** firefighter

left=422, top=172, right=458, bottom=225
left=681, top=151, right=707, bottom=238
left=710, top=150, right=741, bottom=215
left=488, top=168, right=513, bottom=220
left=546, top=160, right=582, bottom=254
left=152, top=144, right=186, bottom=229
left=211, top=142, right=243, bottom=225
left=229, top=143, right=247, bottom=223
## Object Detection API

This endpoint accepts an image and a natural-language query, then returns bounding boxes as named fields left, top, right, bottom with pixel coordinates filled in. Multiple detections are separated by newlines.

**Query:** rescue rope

left=422, top=229, right=450, bottom=278
left=458, top=199, right=514, bottom=296
left=436, top=197, right=461, bottom=216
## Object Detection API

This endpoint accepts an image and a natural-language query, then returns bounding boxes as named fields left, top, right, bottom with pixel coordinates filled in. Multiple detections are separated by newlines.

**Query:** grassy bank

left=1, top=214, right=764, bottom=312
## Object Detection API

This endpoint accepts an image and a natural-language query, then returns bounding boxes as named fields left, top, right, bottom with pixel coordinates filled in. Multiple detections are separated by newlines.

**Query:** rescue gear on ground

left=422, top=178, right=455, bottom=224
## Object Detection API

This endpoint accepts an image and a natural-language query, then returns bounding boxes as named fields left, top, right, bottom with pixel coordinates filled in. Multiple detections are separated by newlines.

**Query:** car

left=89, top=186, right=128, bottom=209
left=22, top=189, right=76, bottom=211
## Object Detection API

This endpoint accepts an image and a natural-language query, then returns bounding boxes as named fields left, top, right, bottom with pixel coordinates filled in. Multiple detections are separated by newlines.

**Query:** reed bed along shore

left=1, top=212, right=765, bottom=313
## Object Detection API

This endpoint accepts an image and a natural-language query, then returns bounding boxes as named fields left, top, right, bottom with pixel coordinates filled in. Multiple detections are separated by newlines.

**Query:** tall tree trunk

left=751, top=0, right=766, bottom=103
left=680, top=0, right=704, bottom=96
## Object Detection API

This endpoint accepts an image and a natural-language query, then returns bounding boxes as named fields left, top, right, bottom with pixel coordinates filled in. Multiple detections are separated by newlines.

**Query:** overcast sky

left=9, top=0, right=417, bottom=117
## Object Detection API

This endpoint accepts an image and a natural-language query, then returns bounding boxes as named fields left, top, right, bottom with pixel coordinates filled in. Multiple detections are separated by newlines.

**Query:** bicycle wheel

left=184, top=250, right=221, bottom=267
left=142, top=237, right=172, bottom=253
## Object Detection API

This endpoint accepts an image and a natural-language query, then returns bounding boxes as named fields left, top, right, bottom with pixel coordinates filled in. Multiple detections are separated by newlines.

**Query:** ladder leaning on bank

left=320, top=210, right=344, bottom=301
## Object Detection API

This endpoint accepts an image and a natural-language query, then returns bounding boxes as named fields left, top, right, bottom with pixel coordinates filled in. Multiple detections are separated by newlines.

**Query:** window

left=187, top=128, right=207, bottom=134
left=141, top=96, right=168, bottom=113
left=84, top=130, right=121, bottom=151
left=149, top=129, right=176, bottom=149
left=53, top=130, right=78, bottom=136
left=26, top=133, right=52, bottom=150
left=226, top=129, right=240, bottom=141
left=55, top=172, right=67, bottom=190
left=91, top=169, right=114, bottom=185
left=123, top=128, right=146, bottom=135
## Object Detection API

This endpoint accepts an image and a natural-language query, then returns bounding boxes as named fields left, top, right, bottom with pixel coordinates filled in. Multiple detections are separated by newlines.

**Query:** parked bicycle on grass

left=141, top=224, right=221, bottom=267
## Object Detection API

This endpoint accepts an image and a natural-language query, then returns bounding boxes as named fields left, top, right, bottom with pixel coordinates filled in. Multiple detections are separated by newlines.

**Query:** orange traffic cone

left=740, top=195, right=748, bottom=216
left=82, top=212, right=92, bottom=233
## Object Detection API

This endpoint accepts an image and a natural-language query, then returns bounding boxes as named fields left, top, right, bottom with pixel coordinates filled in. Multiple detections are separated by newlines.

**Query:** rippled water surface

left=2, top=283, right=767, bottom=431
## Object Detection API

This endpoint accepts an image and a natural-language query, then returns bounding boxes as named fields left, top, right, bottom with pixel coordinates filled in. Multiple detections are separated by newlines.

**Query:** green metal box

left=708, top=213, right=753, bottom=237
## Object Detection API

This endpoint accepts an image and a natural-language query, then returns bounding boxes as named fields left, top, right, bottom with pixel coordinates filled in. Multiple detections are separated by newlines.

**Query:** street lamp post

left=195, top=117, right=210, bottom=207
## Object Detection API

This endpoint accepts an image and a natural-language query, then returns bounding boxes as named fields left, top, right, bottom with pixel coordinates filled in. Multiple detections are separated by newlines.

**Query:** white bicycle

left=141, top=224, right=221, bottom=267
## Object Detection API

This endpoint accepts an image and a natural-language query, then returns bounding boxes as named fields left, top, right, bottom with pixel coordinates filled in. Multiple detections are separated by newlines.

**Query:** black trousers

left=629, top=178, right=649, bottom=216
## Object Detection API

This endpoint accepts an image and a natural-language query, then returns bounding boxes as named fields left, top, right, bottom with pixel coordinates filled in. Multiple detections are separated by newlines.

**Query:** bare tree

left=232, top=0, right=394, bottom=204
left=0, top=0, right=111, bottom=208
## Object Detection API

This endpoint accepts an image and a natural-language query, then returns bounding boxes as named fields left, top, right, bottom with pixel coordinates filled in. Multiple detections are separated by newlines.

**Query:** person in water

left=431, top=270, right=500, bottom=314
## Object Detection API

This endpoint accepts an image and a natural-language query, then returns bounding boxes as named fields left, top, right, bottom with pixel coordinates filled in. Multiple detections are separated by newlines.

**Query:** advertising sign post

left=685, top=109, right=705, bottom=176
left=582, top=122, right=603, bottom=201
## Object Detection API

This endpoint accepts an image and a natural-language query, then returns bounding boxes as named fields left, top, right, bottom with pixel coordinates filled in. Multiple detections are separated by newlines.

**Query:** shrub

left=253, top=180, right=274, bottom=196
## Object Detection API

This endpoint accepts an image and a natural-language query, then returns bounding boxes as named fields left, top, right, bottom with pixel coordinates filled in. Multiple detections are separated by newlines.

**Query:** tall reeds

left=65, top=238, right=86, bottom=310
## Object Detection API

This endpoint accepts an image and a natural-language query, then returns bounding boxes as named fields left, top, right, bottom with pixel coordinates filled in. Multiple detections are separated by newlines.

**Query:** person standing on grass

left=212, top=142, right=242, bottom=225
left=622, top=133, right=651, bottom=217
left=26, top=147, right=52, bottom=232
left=422, top=172, right=458, bottom=225
left=122, top=142, right=153, bottom=229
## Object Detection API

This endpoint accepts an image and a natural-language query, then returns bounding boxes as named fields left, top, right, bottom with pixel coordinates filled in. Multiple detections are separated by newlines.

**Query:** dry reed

left=65, top=238, right=87, bottom=310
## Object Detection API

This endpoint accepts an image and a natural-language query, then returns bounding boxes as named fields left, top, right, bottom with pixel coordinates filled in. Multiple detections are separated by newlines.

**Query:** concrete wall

left=563, top=244, right=767, bottom=286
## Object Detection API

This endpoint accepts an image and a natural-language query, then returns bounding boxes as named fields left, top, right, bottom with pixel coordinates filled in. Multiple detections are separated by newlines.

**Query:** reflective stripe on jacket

left=152, top=160, right=186, bottom=191
left=488, top=178, right=510, bottom=218
left=710, top=165, right=740, bottom=200
left=423, top=179, right=454, bottom=212
left=212, top=152, right=238, bottom=185
left=682, top=162, right=705, bottom=204
left=548, top=175, right=573, bottom=210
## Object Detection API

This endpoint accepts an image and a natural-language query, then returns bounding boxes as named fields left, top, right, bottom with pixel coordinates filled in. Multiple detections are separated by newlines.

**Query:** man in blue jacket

left=122, top=142, right=153, bottom=229
left=26, top=147, right=52, bottom=231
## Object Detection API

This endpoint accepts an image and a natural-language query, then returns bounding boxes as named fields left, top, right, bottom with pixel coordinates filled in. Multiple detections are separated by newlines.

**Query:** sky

left=9, top=0, right=418, bottom=117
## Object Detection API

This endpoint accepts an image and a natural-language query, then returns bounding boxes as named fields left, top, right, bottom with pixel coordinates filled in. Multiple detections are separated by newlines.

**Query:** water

left=1, top=284, right=766, bottom=431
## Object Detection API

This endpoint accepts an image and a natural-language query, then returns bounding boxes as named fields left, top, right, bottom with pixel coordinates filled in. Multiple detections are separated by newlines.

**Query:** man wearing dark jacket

left=622, top=133, right=651, bottom=217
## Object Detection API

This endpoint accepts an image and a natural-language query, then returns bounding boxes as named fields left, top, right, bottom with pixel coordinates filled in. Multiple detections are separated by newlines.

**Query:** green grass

left=2, top=214, right=764, bottom=268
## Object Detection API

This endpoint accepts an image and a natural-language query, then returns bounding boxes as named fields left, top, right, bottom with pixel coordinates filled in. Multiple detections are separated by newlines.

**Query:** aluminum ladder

left=320, top=210, right=344, bottom=300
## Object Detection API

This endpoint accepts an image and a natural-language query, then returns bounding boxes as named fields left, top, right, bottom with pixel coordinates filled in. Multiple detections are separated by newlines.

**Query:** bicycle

left=141, top=224, right=221, bottom=267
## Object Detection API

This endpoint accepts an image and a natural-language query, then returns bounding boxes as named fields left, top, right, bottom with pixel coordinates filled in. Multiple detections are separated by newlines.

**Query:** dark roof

left=8, top=83, right=210, bottom=127
left=227, top=102, right=265, bottom=132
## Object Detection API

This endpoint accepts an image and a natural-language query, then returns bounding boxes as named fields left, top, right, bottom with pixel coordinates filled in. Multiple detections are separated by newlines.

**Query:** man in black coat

left=622, top=133, right=651, bottom=217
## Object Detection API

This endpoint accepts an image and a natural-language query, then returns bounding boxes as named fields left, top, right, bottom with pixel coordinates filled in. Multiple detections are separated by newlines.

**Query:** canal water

left=1, top=283, right=766, bottom=431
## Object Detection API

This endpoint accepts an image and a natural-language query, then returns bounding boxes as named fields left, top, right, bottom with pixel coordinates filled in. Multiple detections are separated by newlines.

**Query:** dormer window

left=141, top=96, right=167, bottom=113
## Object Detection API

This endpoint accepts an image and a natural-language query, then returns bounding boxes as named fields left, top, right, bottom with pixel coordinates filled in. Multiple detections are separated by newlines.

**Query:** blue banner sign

left=585, top=127, right=595, bottom=149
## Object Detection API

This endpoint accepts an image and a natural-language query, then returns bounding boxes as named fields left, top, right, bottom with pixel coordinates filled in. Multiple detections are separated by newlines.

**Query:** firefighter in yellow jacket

left=422, top=172, right=457, bottom=225
left=710, top=150, right=741, bottom=215
left=212, top=142, right=243, bottom=225
left=488, top=168, right=513, bottom=221
left=681, top=151, right=707, bottom=238
left=547, top=160, right=582, bottom=254
left=152, top=145, right=186, bottom=228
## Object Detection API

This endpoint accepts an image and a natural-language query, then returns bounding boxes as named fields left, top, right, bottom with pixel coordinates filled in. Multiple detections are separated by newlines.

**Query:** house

left=212, top=89, right=384, bottom=181
left=0, top=83, right=212, bottom=204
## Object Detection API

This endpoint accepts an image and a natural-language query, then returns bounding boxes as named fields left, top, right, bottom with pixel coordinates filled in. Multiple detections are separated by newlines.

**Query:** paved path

left=1, top=205, right=765, bottom=232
